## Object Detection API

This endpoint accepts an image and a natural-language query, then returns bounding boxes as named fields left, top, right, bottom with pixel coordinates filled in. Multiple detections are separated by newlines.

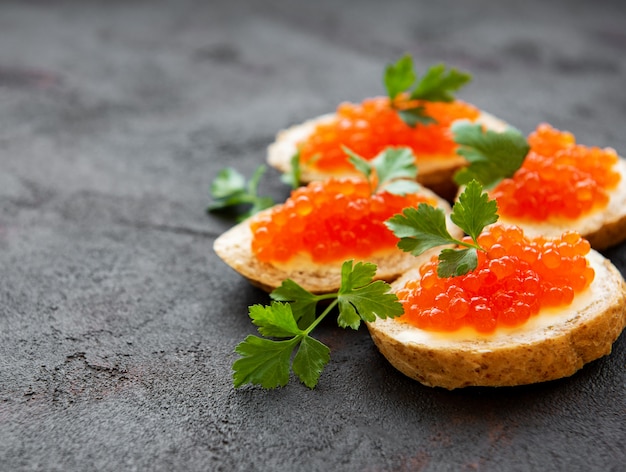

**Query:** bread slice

left=494, top=158, right=626, bottom=250
left=267, top=108, right=508, bottom=199
left=213, top=187, right=462, bottom=294
left=366, top=249, right=626, bottom=390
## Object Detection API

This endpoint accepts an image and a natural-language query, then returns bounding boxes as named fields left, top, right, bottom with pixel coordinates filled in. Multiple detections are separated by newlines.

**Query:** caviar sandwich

left=452, top=122, right=626, bottom=250
left=366, top=181, right=626, bottom=389
left=216, top=55, right=626, bottom=391
left=214, top=148, right=463, bottom=293
left=267, top=55, right=507, bottom=199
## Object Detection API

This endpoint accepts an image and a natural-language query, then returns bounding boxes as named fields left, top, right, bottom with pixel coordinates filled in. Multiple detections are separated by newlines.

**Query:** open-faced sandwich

left=451, top=122, right=626, bottom=250
left=214, top=148, right=463, bottom=293
left=366, top=181, right=626, bottom=389
left=267, top=55, right=508, bottom=199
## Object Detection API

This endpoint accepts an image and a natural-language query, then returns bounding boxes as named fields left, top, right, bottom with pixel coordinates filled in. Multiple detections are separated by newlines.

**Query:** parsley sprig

left=452, top=121, right=530, bottom=189
left=343, top=146, right=422, bottom=195
left=233, top=260, right=403, bottom=389
left=281, top=151, right=302, bottom=190
left=208, top=165, right=275, bottom=221
left=386, top=180, right=498, bottom=277
left=384, top=54, right=472, bottom=127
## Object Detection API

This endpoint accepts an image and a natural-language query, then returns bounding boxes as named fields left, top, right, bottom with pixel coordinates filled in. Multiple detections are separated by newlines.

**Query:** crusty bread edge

left=366, top=250, right=626, bottom=390
left=213, top=187, right=462, bottom=294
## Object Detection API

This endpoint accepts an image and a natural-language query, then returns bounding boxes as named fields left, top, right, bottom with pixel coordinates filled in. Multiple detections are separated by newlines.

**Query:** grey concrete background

left=1, top=0, right=626, bottom=470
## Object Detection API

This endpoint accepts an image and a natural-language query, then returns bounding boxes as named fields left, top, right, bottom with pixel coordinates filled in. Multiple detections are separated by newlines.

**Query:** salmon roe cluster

left=297, top=97, right=480, bottom=172
left=492, top=123, right=621, bottom=221
left=250, top=178, right=436, bottom=264
left=396, top=225, right=595, bottom=334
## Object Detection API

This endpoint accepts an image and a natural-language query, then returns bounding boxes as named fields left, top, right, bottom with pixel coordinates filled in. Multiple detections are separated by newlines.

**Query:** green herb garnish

left=452, top=121, right=530, bottom=189
left=207, top=165, right=275, bottom=221
left=232, top=260, right=403, bottom=389
left=343, top=146, right=422, bottom=195
left=386, top=180, right=498, bottom=277
left=384, top=54, right=472, bottom=127
left=281, top=151, right=302, bottom=190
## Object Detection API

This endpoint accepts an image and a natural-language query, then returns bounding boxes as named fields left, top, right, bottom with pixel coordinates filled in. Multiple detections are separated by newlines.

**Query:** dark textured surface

left=2, top=1, right=626, bottom=470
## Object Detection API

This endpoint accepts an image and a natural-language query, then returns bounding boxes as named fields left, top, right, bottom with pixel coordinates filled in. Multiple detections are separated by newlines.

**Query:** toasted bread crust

left=496, top=158, right=626, bottom=250
left=366, top=250, right=626, bottom=389
left=266, top=109, right=508, bottom=199
left=213, top=187, right=461, bottom=294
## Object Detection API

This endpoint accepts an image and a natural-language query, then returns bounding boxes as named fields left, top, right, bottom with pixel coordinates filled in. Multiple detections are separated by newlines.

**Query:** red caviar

left=492, top=123, right=620, bottom=221
left=396, top=225, right=594, bottom=334
left=297, top=97, right=480, bottom=172
left=250, top=178, right=437, bottom=264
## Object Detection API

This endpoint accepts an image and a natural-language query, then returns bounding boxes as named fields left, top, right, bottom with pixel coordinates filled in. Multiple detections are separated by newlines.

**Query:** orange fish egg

left=250, top=178, right=437, bottom=264
left=297, top=97, right=480, bottom=172
left=396, top=225, right=594, bottom=333
left=492, top=123, right=620, bottom=221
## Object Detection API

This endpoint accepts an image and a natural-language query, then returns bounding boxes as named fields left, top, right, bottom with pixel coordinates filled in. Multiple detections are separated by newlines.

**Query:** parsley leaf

left=344, top=146, right=421, bottom=195
left=280, top=151, right=302, bottom=189
left=397, top=107, right=437, bottom=127
left=372, top=147, right=419, bottom=186
left=383, top=55, right=472, bottom=127
left=336, top=261, right=403, bottom=328
left=233, top=336, right=299, bottom=389
left=450, top=179, right=499, bottom=244
left=438, top=248, right=478, bottom=278
left=232, top=260, right=402, bottom=389
left=270, top=279, right=320, bottom=328
left=292, top=336, right=331, bottom=389
left=210, top=167, right=246, bottom=199
left=453, top=121, right=530, bottom=189
left=344, top=147, right=373, bottom=181
left=382, top=179, right=423, bottom=196
left=385, top=203, right=458, bottom=256
left=340, top=259, right=378, bottom=289
left=249, top=302, right=303, bottom=338
left=386, top=180, right=498, bottom=277
left=339, top=279, right=404, bottom=327
left=384, top=54, right=416, bottom=100
left=208, top=165, right=275, bottom=221
left=410, top=63, right=472, bottom=102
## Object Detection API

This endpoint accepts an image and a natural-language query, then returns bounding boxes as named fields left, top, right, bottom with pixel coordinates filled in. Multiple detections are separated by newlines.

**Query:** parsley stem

left=455, top=239, right=486, bottom=252
left=303, top=298, right=339, bottom=336
left=314, top=292, right=340, bottom=302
